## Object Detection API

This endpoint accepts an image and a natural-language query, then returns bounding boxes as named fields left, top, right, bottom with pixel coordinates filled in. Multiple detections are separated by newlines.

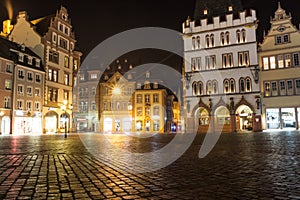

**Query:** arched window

left=192, top=82, right=198, bottom=96
left=224, top=79, right=229, bottom=93
left=198, top=81, right=204, bottom=95
left=215, top=106, right=230, bottom=125
left=239, top=78, right=245, bottom=93
left=210, top=34, right=214, bottom=47
left=226, top=32, right=230, bottom=44
left=207, top=81, right=212, bottom=94
left=246, top=77, right=252, bottom=92
left=196, top=36, right=201, bottom=49
left=221, top=32, right=225, bottom=45
left=192, top=37, right=196, bottom=49
left=230, top=79, right=235, bottom=93
left=205, top=35, right=210, bottom=48
left=212, top=80, right=218, bottom=94
left=236, top=30, right=241, bottom=43
left=242, top=29, right=246, bottom=42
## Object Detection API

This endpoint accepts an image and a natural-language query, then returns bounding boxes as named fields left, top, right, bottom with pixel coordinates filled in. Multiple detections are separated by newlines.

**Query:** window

left=265, top=82, right=271, bottom=97
left=192, top=37, right=196, bottom=50
left=270, top=56, right=276, bottom=69
left=153, top=107, right=159, bottom=116
left=293, top=53, right=299, bottom=66
left=196, top=36, right=200, bottom=49
left=230, top=79, right=235, bottom=93
left=295, top=79, right=300, bottom=94
left=64, top=91, right=69, bottom=100
left=145, top=94, right=150, bottom=103
left=238, top=51, right=249, bottom=66
left=48, top=87, right=58, bottom=102
left=191, top=57, right=201, bottom=71
left=206, top=55, right=216, bottom=69
left=271, top=81, right=278, bottom=96
left=52, top=33, right=57, bottom=43
left=287, top=80, right=293, bottom=95
left=73, top=59, right=78, bottom=70
left=34, top=102, right=40, bottom=111
left=64, top=56, right=69, bottom=68
left=210, top=34, right=214, bottom=47
left=205, top=35, right=210, bottom=48
left=136, top=121, right=143, bottom=131
left=48, top=69, right=58, bottom=82
left=278, top=55, right=284, bottom=68
left=236, top=30, right=241, bottom=43
left=18, top=69, right=25, bottom=79
left=64, top=73, right=69, bottom=85
left=35, top=88, right=41, bottom=97
left=226, top=32, right=230, bottom=44
left=276, top=35, right=282, bottom=44
left=36, top=74, right=41, bottom=83
left=91, top=87, right=96, bottom=95
left=240, top=78, right=245, bottom=93
left=222, top=53, right=233, bottom=68
left=279, top=81, right=286, bottom=96
left=28, top=57, right=32, bottom=65
left=49, top=50, right=59, bottom=64
left=137, top=94, right=142, bottom=103
left=263, top=57, right=269, bottom=70
left=65, top=27, right=69, bottom=35
left=220, top=32, right=225, bottom=45
left=27, top=72, right=33, bottom=81
left=283, top=34, right=289, bottom=43
left=213, top=80, right=218, bottom=94
left=193, top=82, right=198, bottom=96
left=27, top=87, right=33, bottom=96
left=145, top=107, right=151, bottom=116
left=17, top=85, right=24, bottom=95
left=91, top=101, right=96, bottom=111
left=137, top=107, right=143, bottom=116
left=18, top=54, right=24, bottom=62
left=242, top=29, right=246, bottom=42
left=285, top=54, right=291, bottom=67
left=91, top=74, right=97, bottom=79
left=153, top=94, right=159, bottom=103
left=17, top=100, right=23, bottom=110
left=6, top=63, right=12, bottom=73
left=5, top=80, right=11, bottom=90
left=59, top=37, right=68, bottom=49
left=4, top=97, right=10, bottom=108
left=26, top=101, right=32, bottom=111
left=207, top=81, right=213, bottom=95
left=104, top=102, right=108, bottom=111
left=246, top=78, right=251, bottom=92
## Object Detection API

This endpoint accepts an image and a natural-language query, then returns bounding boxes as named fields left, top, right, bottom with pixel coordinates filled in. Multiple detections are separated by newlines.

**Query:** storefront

left=14, top=111, right=42, bottom=134
left=266, top=107, right=298, bottom=130
left=45, top=111, right=58, bottom=133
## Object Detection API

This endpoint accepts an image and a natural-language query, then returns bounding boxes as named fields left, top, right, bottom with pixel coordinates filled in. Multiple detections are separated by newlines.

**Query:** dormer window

left=204, top=9, right=208, bottom=15
left=35, top=59, right=40, bottom=67
left=28, top=57, right=32, bottom=65
left=146, top=71, right=150, bottom=78
left=19, top=54, right=24, bottom=62
left=228, top=6, right=233, bottom=12
left=104, top=75, right=109, bottom=80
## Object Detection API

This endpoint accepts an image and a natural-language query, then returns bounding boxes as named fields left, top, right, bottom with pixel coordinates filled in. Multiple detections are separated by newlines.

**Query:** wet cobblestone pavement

left=0, top=131, right=300, bottom=199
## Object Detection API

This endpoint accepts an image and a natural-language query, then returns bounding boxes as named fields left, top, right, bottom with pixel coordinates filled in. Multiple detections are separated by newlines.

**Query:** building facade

left=259, top=3, right=300, bottom=130
left=0, top=37, right=44, bottom=134
left=8, top=7, right=82, bottom=134
left=183, top=0, right=262, bottom=133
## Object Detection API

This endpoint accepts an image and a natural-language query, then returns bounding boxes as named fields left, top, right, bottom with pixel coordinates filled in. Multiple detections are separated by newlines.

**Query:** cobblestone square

left=0, top=131, right=300, bottom=199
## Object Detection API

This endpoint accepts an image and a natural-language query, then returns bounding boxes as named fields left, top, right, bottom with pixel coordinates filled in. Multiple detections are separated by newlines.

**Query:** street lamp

left=61, top=100, right=68, bottom=138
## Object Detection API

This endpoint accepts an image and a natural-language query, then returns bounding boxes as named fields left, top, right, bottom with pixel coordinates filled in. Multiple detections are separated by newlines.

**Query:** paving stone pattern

left=0, top=132, right=300, bottom=199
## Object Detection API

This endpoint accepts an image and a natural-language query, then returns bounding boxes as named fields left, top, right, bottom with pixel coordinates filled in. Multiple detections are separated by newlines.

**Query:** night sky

left=0, top=0, right=300, bottom=64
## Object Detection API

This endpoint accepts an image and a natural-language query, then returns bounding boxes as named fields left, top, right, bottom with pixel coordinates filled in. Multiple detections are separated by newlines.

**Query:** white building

left=182, top=0, right=262, bottom=133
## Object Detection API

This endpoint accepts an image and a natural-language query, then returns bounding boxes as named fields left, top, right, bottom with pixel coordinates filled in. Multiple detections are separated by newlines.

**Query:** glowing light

left=113, top=87, right=121, bottom=95
left=5, top=0, right=13, bottom=20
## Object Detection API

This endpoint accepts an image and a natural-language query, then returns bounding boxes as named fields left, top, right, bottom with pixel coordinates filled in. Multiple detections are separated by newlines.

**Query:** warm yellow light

left=113, top=87, right=121, bottom=95
left=63, top=100, right=68, bottom=105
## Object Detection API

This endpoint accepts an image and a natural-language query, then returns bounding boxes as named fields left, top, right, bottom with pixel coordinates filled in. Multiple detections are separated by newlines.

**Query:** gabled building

left=182, top=0, right=262, bottom=133
left=258, top=2, right=300, bottom=130
left=8, top=7, right=82, bottom=134
left=0, top=37, right=45, bottom=134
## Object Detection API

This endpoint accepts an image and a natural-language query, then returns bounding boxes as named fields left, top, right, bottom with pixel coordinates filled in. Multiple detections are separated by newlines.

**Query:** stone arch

left=192, top=98, right=211, bottom=115
left=234, top=96, right=255, bottom=114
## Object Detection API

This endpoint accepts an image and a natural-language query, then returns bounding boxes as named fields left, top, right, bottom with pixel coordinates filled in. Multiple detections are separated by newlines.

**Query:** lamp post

left=61, top=100, right=67, bottom=138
